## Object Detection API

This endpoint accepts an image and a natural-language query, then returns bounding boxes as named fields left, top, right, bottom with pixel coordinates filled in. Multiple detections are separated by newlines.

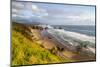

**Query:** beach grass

left=11, top=22, right=72, bottom=66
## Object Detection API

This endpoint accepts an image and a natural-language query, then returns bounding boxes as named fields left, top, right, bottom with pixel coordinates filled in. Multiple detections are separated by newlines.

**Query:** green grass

left=12, top=22, right=72, bottom=66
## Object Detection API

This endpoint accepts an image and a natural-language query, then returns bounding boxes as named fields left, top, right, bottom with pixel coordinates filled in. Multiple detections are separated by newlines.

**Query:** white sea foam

left=88, top=47, right=95, bottom=54
left=48, top=29, right=95, bottom=43
left=48, top=29, right=95, bottom=54
left=56, top=29, right=95, bottom=43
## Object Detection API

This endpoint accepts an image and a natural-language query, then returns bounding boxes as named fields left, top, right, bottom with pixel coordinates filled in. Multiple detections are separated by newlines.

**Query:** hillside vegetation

left=12, top=22, right=72, bottom=66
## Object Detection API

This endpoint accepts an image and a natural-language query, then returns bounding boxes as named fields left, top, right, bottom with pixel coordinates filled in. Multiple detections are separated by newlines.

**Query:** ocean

left=47, top=25, right=96, bottom=54
left=52, top=25, right=95, bottom=37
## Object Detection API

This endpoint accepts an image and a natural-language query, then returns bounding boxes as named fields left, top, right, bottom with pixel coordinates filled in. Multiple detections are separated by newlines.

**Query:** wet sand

left=31, top=29, right=95, bottom=62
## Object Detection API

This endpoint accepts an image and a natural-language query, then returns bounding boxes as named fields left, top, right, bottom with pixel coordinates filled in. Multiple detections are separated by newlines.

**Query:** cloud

left=31, top=4, right=48, bottom=17
left=12, top=8, right=21, bottom=15
left=12, top=14, right=18, bottom=17
left=43, top=11, right=95, bottom=25
left=65, top=14, right=95, bottom=22
left=32, top=5, right=39, bottom=12
left=47, top=11, right=94, bottom=23
left=12, top=9, right=18, bottom=13
left=12, top=1, right=24, bottom=16
left=12, top=1, right=49, bottom=23
left=12, top=1, right=24, bottom=9
left=12, top=1, right=95, bottom=25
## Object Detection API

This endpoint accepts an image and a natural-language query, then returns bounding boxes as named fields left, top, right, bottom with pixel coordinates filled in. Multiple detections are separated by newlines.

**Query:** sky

left=12, top=1, right=96, bottom=25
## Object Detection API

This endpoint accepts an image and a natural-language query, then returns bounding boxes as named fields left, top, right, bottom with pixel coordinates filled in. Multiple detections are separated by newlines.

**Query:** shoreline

left=12, top=22, right=96, bottom=66
left=31, top=28, right=95, bottom=61
left=48, top=29, right=95, bottom=43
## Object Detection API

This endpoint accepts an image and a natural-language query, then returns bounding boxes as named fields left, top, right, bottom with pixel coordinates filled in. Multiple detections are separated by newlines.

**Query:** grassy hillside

left=12, top=22, right=72, bottom=66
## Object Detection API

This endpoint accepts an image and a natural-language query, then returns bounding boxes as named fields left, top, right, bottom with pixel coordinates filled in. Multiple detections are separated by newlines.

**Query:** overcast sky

left=12, top=1, right=95, bottom=25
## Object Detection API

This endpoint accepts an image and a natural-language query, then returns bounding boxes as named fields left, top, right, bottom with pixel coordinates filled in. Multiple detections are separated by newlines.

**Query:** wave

left=48, top=29, right=95, bottom=43
left=48, top=29, right=95, bottom=54
left=58, top=29, right=95, bottom=43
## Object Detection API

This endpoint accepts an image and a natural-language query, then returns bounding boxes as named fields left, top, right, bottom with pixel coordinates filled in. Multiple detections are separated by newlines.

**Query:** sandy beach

left=12, top=22, right=96, bottom=66
left=30, top=28, right=95, bottom=62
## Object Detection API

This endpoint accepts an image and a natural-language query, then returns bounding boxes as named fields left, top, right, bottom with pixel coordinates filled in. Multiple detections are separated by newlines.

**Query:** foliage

left=12, top=22, right=72, bottom=66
